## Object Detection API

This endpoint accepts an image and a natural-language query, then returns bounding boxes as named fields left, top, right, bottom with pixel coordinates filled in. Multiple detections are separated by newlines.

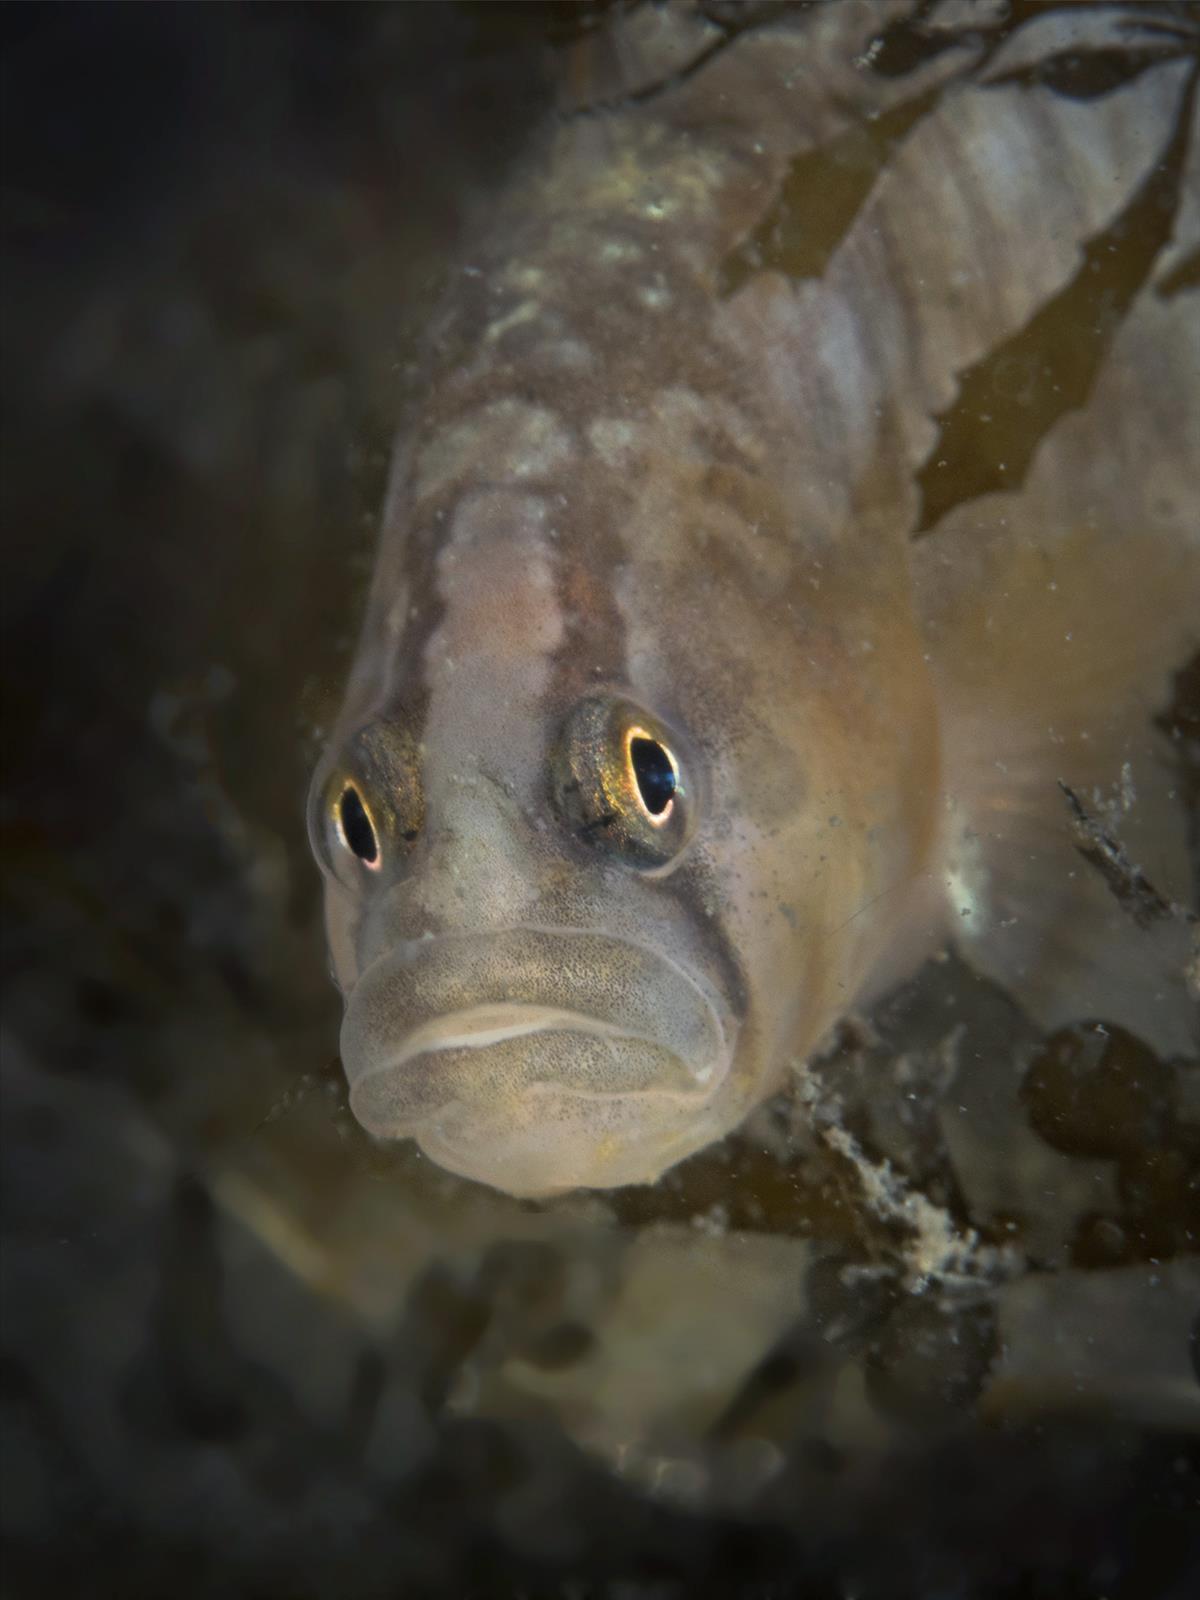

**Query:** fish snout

left=339, top=928, right=733, bottom=1194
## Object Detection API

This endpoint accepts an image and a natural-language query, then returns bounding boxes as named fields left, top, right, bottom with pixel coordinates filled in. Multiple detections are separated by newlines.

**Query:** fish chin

left=410, top=1071, right=723, bottom=1197
left=339, top=930, right=735, bottom=1194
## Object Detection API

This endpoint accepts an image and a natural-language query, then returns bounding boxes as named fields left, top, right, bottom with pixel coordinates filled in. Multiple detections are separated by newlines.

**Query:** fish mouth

left=340, top=927, right=732, bottom=1141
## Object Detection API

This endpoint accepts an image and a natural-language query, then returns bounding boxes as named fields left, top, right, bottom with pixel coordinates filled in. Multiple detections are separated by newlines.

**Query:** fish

left=307, top=1, right=1200, bottom=1198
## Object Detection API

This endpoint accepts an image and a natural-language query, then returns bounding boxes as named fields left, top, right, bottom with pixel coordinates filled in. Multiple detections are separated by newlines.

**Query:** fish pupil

left=339, top=785, right=378, bottom=863
left=630, top=737, right=676, bottom=816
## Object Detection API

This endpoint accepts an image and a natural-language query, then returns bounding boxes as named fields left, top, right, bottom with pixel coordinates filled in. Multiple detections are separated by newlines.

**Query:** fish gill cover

left=1, top=3, right=1198, bottom=1598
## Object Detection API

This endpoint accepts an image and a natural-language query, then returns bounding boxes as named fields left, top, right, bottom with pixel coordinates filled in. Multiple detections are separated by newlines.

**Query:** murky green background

left=2, top=5, right=1197, bottom=1596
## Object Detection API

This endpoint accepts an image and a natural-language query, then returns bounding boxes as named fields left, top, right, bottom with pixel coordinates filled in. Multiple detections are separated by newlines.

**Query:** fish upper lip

left=340, top=925, right=732, bottom=1097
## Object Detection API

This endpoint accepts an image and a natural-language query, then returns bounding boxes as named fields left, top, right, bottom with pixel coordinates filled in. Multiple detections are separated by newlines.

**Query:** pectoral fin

left=914, top=294, right=1199, bottom=1060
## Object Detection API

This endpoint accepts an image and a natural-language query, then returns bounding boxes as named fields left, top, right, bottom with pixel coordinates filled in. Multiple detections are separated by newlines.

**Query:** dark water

left=2, top=5, right=1198, bottom=1597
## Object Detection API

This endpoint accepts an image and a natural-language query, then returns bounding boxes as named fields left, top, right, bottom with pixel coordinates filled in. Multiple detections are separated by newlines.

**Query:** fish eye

left=553, top=696, right=695, bottom=869
left=627, top=731, right=677, bottom=819
left=336, top=783, right=379, bottom=866
left=308, top=718, right=424, bottom=883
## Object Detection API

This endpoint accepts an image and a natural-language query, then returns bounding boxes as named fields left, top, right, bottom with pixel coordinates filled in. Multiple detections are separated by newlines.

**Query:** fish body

left=310, top=3, right=1199, bottom=1196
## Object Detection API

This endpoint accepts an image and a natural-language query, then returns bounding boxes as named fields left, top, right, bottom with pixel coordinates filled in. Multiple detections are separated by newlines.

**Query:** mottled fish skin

left=310, top=2, right=1200, bottom=1196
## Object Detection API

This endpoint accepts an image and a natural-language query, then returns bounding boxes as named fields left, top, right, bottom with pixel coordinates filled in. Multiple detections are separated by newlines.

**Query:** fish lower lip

left=339, top=927, right=731, bottom=1131
left=350, top=1020, right=703, bottom=1135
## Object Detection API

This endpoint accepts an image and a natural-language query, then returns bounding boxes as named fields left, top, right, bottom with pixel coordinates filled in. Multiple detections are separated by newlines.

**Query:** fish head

left=309, top=425, right=938, bottom=1197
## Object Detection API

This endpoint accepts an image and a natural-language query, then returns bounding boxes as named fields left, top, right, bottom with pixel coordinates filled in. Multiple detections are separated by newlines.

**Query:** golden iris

left=310, top=718, right=424, bottom=879
left=553, top=696, right=694, bottom=869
